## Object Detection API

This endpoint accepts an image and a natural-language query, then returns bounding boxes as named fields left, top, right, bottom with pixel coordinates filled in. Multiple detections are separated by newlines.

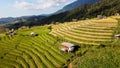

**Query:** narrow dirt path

left=68, top=63, right=72, bottom=68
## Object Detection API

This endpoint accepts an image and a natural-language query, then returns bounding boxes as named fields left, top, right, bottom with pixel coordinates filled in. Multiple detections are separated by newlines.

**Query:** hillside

left=0, top=25, right=74, bottom=68
left=5, top=0, right=120, bottom=29
left=50, top=17, right=117, bottom=45
left=0, top=16, right=120, bottom=68
left=72, top=16, right=120, bottom=68
left=0, top=15, right=46, bottom=26
left=55, top=0, right=99, bottom=14
left=40, top=0, right=120, bottom=23
left=0, top=17, right=15, bottom=24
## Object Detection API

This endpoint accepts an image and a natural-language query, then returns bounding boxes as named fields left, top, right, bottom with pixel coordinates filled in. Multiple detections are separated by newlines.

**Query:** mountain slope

left=55, top=0, right=99, bottom=14
left=0, top=17, right=16, bottom=24
left=40, top=0, right=120, bottom=23
left=5, top=0, right=120, bottom=29
left=0, top=15, right=46, bottom=25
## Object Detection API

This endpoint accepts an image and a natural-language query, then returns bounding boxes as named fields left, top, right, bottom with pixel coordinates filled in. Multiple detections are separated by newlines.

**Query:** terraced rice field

left=50, top=20, right=117, bottom=45
left=0, top=27, right=73, bottom=68
left=0, top=18, right=119, bottom=68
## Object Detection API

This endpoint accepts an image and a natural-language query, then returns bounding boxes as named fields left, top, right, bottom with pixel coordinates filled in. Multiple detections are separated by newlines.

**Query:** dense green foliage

left=42, top=0, right=120, bottom=23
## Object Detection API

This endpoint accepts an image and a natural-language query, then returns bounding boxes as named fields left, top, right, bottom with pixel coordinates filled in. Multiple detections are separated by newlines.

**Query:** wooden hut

left=7, top=29, right=17, bottom=36
left=115, top=34, right=120, bottom=39
left=97, top=15, right=106, bottom=19
left=30, top=32, right=38, bottom=36
left=72, top=19, right=78, bottom=22
left=60, top=42, right=75, bottom=53
left=115, top=13, right=120, bottom=16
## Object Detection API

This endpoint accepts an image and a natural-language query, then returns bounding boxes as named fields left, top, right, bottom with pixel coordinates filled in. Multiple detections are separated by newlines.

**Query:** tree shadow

left=72, top=45, right=80, bottom=52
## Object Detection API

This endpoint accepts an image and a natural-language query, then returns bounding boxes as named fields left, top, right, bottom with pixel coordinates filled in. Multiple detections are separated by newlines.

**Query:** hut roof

left=30, top=32, right=36, bottom=35
left=61, top=42, right=75, bottom=48
left=115, top=34, right=120, bottom=37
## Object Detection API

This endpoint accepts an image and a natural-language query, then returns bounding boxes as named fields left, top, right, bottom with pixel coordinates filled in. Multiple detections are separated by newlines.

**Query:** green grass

left=72, top=47, right=120, bottom=68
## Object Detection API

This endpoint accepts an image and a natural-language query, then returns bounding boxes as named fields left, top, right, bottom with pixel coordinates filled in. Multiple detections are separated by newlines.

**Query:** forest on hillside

left=4, top=0, right=120, bottom=29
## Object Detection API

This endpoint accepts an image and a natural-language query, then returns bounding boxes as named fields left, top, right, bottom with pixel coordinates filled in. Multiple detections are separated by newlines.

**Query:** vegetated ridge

left=4, top=0, right=120, bottom=29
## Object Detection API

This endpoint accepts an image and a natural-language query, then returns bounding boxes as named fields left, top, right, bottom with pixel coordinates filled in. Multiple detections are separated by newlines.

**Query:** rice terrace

left=1, top=0, right=120, bottom=67
left=0, top=16, right=120, bottom=68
